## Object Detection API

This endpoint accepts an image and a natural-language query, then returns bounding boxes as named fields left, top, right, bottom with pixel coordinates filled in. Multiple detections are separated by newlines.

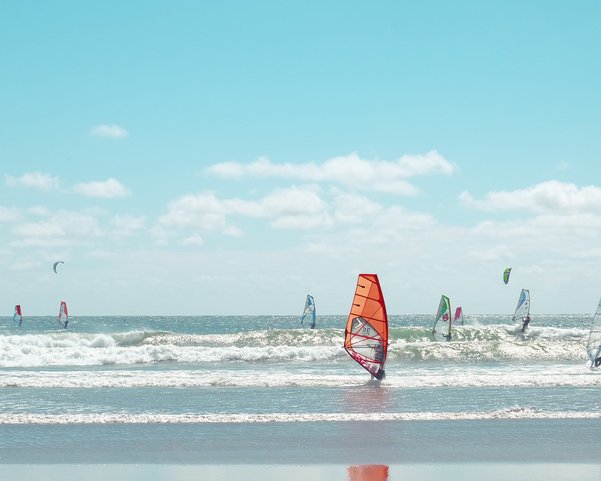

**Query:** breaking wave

left=0, top=324, right=590, bottom=368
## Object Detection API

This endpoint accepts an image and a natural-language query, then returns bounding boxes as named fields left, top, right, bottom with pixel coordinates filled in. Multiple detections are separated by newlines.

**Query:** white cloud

left=73, top=178, right=130, bottom=198
left=158, top=186, right=332, bottom=233
left=459, top=180, right=601, bottom=214
left=158, top=193, right=229, bottom=231
left=332, top=192, right=383, bottom=224
left=89, top=124, right=129, bottom=139
left=0, top=206, right=20, bottom=222
left=5, top=172, right=60, bottom=190
left=181, top=233, right=204, bottom=246
left=27, top=206, right=51, bottom=217
left=11, top=210, right=102, bottom=247
left=208, top=150, right=454, bottom=195
left=109, top=214, right=146, bottom=239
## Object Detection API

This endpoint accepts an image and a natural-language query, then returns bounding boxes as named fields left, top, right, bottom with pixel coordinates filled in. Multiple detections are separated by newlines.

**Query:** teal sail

left=503, top=267, right=512, bottom=285
left=432, top=294, right=452, bottom=341
left=300, top=294, right=316, bottom=329
left=586, top=298, right=601, bottom=368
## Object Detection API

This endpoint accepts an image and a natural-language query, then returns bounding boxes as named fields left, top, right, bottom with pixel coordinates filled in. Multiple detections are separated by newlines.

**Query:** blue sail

left=300, top=294, right=316, bottom=329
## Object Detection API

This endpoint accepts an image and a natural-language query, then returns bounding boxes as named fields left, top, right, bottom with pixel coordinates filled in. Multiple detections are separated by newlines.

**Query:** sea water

left=0, top=314, right=600, bottom=479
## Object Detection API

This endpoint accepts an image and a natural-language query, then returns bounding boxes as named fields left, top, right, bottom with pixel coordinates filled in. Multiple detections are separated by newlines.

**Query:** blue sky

left=1, top=1, right=600, bottom=315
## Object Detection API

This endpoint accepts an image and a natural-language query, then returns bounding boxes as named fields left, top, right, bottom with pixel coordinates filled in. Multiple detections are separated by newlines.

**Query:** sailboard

left=503, top=267, right=511, bottom=285
left=432, top=294, right=452, bottom=341
left=512, top=288, right=530, bottom=331
left=13, top=304, right=22, bottom=326
left=58, top=300, right=69, bottom=329
left=344, top=274, right=388, bottom=380
left=586, top=298, right=601, bottom=369
left=454, top=306, right=464, bottom=326
left=300, top=294, right=316, bottom=329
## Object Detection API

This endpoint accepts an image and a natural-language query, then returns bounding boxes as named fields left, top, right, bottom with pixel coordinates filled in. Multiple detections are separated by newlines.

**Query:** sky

left=1, top=1, right=601, bottom=315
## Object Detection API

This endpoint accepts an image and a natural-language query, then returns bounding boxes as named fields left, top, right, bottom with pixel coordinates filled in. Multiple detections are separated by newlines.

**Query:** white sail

left=586, top=298, right=601, bottom=368
left=512, top=289, right=530, bottom=322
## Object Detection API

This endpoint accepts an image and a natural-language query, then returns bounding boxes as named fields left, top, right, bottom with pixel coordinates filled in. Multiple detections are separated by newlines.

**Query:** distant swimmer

left=521, top=314, right=531, bottom=332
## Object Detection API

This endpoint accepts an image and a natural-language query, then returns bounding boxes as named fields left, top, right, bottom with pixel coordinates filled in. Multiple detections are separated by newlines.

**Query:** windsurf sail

left=454, top=306, right=464, bottom=326
left=13, top=305, right=22, bottom=327
left=58, top=300, right=69, bottom=329
left=300, top=294, right=316, bottom=329
left=503, top=267, right=511, bottom=285
left=344, top=274, right=388, bottom=380
left=586, top=298, right=601, bottom=368
left=53, top=260, right=64, bottom=274
left=512, top=288, right=530, bottom=323
left=432, top=294, right=452, bottom=341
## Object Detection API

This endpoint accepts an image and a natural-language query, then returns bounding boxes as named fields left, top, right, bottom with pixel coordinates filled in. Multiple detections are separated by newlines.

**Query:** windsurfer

left=521, top=314, right=531, bottom=332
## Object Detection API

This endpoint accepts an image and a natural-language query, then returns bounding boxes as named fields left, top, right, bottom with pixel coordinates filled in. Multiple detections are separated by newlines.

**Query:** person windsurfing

left=521, top=314, right=531, bottom=332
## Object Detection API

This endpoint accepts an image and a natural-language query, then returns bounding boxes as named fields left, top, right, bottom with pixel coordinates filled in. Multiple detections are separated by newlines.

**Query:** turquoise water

left=0, top=314, right=599, bottom=478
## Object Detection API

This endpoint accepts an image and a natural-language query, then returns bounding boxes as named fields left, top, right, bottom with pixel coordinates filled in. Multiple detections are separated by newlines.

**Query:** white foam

left=1, top=408, right=599, bottom=425
left=1, top=364, right=600, bottom=388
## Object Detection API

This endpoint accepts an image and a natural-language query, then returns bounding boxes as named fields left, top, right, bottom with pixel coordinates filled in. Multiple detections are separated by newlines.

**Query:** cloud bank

left=73, top=178, right=130, bottom=198
left=208, top=150, right=454, bottom=195
left=459, top=180, right=601, bottom=214
left=5, top=172, right=60, bottom=190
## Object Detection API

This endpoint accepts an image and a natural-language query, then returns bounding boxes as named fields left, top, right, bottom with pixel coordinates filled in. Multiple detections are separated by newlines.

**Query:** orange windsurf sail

left=344, top=274, right=388, bottom=380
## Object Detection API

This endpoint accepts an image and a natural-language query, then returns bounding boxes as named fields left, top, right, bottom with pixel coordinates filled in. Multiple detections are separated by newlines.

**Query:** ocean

left=0, top=314, right=600, bottom=480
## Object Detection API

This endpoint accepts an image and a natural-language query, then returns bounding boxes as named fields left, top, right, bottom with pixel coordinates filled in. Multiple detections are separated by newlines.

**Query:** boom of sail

left=344, top=274, right=388, bottom=380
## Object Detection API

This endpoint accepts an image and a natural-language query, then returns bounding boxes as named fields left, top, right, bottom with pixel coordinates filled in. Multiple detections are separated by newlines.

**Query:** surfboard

left=344, top=274, right=388, bottom=380
left=300, top=294, right=316, bottom=329
left=58, top=301, right=69, bottom=329
left=432, top=294, right=452, bottom=341
left=586, top=298, right=601, bottom=369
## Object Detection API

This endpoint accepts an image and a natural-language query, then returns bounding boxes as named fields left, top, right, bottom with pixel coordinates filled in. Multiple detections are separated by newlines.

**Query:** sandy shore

left=1, top=419, right=599, bottom=464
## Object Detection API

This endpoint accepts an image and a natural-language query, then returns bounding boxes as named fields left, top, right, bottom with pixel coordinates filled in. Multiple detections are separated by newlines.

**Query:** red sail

left=344, top=274, right=388, bottom=380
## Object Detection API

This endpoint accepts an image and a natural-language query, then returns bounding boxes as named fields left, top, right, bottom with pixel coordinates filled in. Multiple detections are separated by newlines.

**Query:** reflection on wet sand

left=348, top=464, right=389, bottom=481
